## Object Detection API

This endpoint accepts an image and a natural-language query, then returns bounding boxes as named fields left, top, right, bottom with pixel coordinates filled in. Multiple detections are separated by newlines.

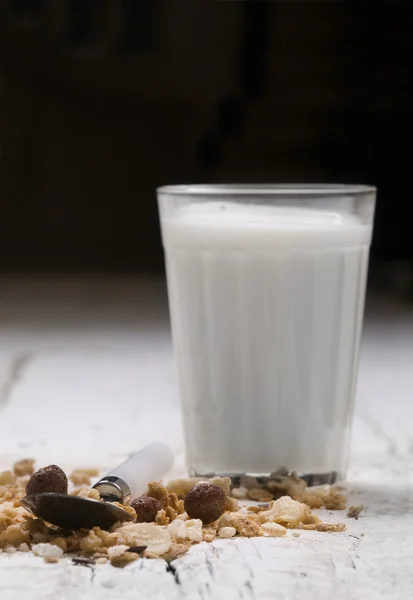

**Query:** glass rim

left=157, top=184, right=376, bottom=197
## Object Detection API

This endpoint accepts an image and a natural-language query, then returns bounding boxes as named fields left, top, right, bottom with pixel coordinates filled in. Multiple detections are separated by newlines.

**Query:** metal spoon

left=21, top=443, right=174, bottom=530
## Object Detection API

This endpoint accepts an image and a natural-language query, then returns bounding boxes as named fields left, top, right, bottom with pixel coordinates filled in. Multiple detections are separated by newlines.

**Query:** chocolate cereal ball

left=26, top=464, right=68, bottom=495
left=131, top=495, right=163, bottom=523
left=184, top=482, right=226, bottom=524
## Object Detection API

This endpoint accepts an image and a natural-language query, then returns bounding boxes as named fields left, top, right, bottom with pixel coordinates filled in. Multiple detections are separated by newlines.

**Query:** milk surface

left=161, top=202, right=372, bottom=476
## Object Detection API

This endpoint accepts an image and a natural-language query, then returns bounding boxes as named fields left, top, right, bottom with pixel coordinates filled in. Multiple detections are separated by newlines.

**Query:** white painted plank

left=1, top=277, right=412, bottom=599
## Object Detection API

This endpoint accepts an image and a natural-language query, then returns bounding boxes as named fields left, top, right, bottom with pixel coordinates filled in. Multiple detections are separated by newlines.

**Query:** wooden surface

left=0, top=276, right=412, bottom=600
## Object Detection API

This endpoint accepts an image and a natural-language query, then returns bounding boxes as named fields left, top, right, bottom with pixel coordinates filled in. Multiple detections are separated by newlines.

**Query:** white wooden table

left=1, top=276, right=412, bottom=600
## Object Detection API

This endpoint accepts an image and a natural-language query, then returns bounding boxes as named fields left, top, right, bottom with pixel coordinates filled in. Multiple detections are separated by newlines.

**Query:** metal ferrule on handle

left=93, top=443, right=174, bottom=504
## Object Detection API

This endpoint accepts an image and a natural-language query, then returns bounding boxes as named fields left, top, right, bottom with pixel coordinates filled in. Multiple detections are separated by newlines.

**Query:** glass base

left=189, top=470, right=341, bottom=487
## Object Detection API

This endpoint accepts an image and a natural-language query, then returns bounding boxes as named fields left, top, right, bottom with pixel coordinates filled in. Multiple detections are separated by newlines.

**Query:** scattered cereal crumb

left=32, top=543, right=64, bottom=561
left=0, top=471, right=15, bottom=486
left=163, top=542, right=190, bottom=562
left=155, top=508, right=169, bottom=526
left=258, top=496, right=318, bottom=528
left=13, top=459, right=35, bottom=477
left=51, top=537, right=68, bottom=552
left=146, top=481, right=169, bottom=505
left=225, top=496, right=239, bottom=512
left=79, top=528, right=106, bottom=554
left=324, top=489, right=347, bottom=511
left=107, top=544, right=129, bottom=559
left=44, top=556, right=59, bottom=564
left=113, top=523, right=172, bottom=556
left=167, top=478, right=204, bottom=498
left=69, top=469, right=92, bottom=486
left=292, top=531, right=301, bottom=538
left=174, top=512, right=189, bottom=522
left=0, top=456, right=352, bottom=566
left=0, top=522, right=31, bottom=547
left=111, top=553, right=140, bottom=567
left=267, top=473, right=307, bottom=500
left=202, top=525, right=217, bottom=542
left=239, top=476, right=260, bottom=489
left=261, top=522, right=287, bottom=537
left=208, top=477, right=231, bottom=497
left=300, top=523, right=317, bottom=531
left=298, top=485, right=347, bottom=510
left=168, top=518, right=203, bottom=543
left=220, top=514, right=263, bottom=537
left=231, top=486, right=248, bottom=500
left=167, top=493, right=185, bottom=516
left=76, top=467, right=100, bottom=477
left=316, top=522, right=346, bottom=533
left=18, top=543, right=30, bottom=552
left=246, top=488, right=274, bottom=502
left=218, top=526, right=236, bottom=539
left=114, top=502, right=137, bottom=519
left=74, top=488, right=101, bottom=501
left=347, top=505, right=364, bottom=519
left=165, top=505, right=178, bottom=523
left=247, top=505, right=269, bottom=514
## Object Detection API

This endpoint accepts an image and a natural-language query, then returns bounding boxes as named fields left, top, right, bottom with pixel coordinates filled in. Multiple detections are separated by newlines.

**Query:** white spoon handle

left=94, top=443, right=174, bottom=503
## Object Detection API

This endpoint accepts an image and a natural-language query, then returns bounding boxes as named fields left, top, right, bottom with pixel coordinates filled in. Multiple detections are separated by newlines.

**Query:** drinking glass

left=158, top=184, right=376, bottom=484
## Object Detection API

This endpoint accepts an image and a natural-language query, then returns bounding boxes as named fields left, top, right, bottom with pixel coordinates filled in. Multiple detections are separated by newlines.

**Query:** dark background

left=0, top=0, right=412, bottom=283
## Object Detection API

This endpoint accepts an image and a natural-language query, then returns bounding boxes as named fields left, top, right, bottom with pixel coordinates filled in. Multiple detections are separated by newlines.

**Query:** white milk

left=161, top=202, right=372, bottom=477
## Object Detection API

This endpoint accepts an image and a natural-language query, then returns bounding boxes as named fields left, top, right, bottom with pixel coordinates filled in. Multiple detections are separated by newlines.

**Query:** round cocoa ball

left=131, top=495, right=163, bottom=523
left=184, top=482, right=226, bottom=524
left=26, top=464, right=68, bottom=495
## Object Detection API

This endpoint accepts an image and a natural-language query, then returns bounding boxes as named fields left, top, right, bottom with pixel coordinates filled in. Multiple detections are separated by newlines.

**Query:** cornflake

left=114, top=523, right=172, bottom=556
left=167, top=518, right=203, bottom=543
left=257, top=496, right=320, bottom=528
left=219, top=513, right=263, bottom=537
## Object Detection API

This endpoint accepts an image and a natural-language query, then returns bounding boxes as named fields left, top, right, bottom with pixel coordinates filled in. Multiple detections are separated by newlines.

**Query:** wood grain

left=1, top=277, right=412, bottom=599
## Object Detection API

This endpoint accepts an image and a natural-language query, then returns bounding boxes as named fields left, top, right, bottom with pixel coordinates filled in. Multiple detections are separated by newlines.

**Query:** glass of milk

left=158, top=185, right=376, bottom=484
